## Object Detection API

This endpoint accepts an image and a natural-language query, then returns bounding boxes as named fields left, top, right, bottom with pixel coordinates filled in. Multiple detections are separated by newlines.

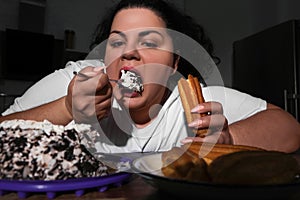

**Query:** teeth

left=119, top=70, right=144, bottom=93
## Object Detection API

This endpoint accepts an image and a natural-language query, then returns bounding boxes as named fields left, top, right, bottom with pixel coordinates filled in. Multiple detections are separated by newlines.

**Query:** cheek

left=105, top=60, right=120, bottom=79
left=146, top=50, right=173, bottom=66
left=104, top=48, right=122, bottom=65
left=141, top=59, right=175, bottom=87
left=104, top=46, right=122, bottom=77
left=107, top=68, right=119, bottom=79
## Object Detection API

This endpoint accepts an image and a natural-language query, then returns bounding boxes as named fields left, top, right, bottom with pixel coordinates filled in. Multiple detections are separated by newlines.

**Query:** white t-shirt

left=2, top=60, right=266, bottom=153
left=93, top=85, right=266, bottom=153
left=2, top=60, right=103, bottom=115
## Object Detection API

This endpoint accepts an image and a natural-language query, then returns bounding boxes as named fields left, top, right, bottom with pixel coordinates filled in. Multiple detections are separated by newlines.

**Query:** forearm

left=229, top=104, right=300, bottom=153
left=0, top=97, right=73, bottom=125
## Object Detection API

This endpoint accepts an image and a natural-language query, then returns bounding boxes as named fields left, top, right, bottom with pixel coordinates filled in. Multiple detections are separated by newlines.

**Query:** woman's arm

left=182, top=86, right=300, bottom=153
left=182, top=102, right=300, bottom=153
left=0, top=97, right=72, bottom=125
left=229, top=103, right=300, bottom=153
left=0, top=66, right=112, bottom=126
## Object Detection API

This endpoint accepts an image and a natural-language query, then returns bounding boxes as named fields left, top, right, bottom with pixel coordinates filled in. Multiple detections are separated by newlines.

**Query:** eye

left=109, top=40, right=125, bottom=48
left=140, top=40, right=158, bottom=48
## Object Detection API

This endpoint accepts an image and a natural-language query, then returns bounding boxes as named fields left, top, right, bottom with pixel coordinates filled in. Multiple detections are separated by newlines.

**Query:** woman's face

left=105, top=8, right=178, bottom=113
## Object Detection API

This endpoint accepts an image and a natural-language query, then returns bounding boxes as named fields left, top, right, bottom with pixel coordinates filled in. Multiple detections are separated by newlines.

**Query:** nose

left=121, top=45, right=141, bottom=60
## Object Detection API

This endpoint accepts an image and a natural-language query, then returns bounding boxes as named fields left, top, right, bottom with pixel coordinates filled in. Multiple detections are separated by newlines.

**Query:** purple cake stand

left=0, top=172, right=131, bottom=199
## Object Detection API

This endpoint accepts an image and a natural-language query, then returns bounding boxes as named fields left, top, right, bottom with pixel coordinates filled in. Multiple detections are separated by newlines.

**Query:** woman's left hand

left=181, top=101, right=233, bottom=145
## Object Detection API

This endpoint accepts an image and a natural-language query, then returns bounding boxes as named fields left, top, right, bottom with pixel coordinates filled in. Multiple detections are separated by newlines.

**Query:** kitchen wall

left=185, top=0, right=300, bottom=86
left=0, top=0, right=184, bottom=53
left=0, top=0, right=300, bottom=106
left=0, top=0, right=117, bottom=110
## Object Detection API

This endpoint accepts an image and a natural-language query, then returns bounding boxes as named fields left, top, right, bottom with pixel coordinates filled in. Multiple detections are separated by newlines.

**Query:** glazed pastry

left=161, top=143, right=300, bottom=185
left=182, top=142, right=263, bottom=164
left=208, top=150, right=300, bottom=185
left=161, top=147, right=210, bottom=182
left=178, top=74, right=207, bottom=136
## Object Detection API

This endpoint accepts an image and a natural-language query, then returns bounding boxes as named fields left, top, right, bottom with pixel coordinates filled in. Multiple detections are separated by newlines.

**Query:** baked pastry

left=161, top=143, right=300, bottom=185
left=208, top=150, right=300, bottom=185
left=178, top=74, right=208, bottom=136
left=182, top=142, right=262, bottom=164
left=0, top=119, right=115, bottom=180
left=161, top=142, right=261, bottom=181
left=161, top=147, right=209, bottom=182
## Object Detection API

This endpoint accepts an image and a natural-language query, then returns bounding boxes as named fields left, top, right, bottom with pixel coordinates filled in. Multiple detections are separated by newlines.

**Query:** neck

left=130, top=88, right=171, bottom=128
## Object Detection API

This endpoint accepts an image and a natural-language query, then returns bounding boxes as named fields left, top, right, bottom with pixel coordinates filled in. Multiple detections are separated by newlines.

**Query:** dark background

left=0, top=0, right=300, bottom=113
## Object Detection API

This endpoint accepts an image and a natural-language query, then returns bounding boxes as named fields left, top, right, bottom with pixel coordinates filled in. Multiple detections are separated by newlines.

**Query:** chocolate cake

left=0, top=120, right=114, bottom=180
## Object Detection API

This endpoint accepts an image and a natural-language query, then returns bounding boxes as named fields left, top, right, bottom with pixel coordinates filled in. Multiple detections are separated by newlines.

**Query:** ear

left=172, top=55, right=180, bottom=75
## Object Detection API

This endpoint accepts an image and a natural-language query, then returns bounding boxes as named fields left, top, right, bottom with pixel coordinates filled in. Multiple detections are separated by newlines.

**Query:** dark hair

left=89, top=0, right=220, bottom=82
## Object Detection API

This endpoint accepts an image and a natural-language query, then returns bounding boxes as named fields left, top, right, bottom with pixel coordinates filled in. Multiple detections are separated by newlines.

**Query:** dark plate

left=131, top=153, right=300, bottom=200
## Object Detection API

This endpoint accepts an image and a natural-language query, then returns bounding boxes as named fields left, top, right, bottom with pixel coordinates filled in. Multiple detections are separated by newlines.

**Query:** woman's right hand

left=65, top=66, right=113, bottom=124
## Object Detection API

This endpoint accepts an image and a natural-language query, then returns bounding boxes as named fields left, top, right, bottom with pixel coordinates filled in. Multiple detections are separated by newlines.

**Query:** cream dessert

left=119, top=69, right=144, bottom=93
left=0, top=120, right=114, bottom=180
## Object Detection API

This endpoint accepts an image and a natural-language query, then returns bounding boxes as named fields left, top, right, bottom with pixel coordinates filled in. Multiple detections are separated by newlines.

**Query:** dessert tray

left=131, top=153, right=300, bottom=200
left=0, top=172, right=131, bottom=199
left=0, top=154, right=132, bottom=199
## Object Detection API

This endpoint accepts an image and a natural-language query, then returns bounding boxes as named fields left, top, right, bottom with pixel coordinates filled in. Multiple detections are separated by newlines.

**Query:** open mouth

left=119, top=69, right=144, bottom=94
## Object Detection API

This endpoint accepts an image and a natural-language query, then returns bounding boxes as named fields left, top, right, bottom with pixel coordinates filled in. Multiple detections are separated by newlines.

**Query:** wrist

left=63, top=96, right=73, bottom=122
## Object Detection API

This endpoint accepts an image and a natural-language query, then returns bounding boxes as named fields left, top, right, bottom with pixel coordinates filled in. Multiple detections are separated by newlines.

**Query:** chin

left=119, top=97, right=148, bottom=112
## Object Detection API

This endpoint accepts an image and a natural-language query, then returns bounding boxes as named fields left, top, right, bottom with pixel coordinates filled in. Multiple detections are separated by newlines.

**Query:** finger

left=94, top=100, right=112, bottom=120
left=96, top=80, right=112, bottom=96
left=191, top=102, right=223, bottom=115
left=80, top=66, right=106, bottom=75
left=73, top=67, right=96, bottom=81
left=95, top=99, right=112, bottom=112
left=75, top=67, right=106, bottom=82
left=180, top=137, right=201, bottom=144
left=180, top=134, right=220, bottom=144
left=208, top=114, right=227, bottom=130
left=95, top=97, right=112, bottom=113
left=73, top=76, right=105, bottom=96
left=83, top=73, right=111, bottom=98
left=202, top=134, right=221, bottom=144
left=188, top=114, right=226, bottom=130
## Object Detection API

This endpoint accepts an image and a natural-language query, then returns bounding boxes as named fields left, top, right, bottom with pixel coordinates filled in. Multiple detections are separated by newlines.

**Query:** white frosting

left=0, top=119, right=91, bottom=135
left=120, top=69, right=144, bottom=93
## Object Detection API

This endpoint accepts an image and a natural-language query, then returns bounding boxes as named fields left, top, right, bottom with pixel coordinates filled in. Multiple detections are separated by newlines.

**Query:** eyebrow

left=110, top=30, right=125, bottom=37
left=109, top=30, right=164, bottom=38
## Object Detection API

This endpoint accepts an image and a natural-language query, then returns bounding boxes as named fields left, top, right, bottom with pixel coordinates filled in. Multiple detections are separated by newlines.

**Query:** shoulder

left=202, top=86, right=265, bottom=103
left=64, top=59, right=104, bottom=71
left=203, top=86, right=267, bottom=123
